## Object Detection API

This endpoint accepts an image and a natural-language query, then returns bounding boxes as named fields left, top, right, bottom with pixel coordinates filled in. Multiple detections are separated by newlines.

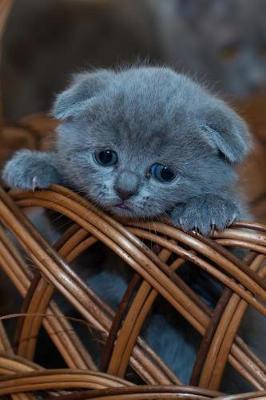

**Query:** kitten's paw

left=170, top=195, right=239, bottom=235
left=2, top=150, right=62, bottom=190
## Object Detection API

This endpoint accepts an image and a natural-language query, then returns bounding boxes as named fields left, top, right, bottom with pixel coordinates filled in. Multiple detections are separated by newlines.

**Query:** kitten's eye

left=219, top=43, right=239, bottom=61
left=94, top=150, right=118, bottom=166
left=150, top=163, right=175, bottom=183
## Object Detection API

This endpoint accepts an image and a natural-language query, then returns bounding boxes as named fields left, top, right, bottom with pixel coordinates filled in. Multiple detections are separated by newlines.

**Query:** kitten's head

left=154, top=0, right=266, bottom=96
left=52, top=66, right=250, bottom=220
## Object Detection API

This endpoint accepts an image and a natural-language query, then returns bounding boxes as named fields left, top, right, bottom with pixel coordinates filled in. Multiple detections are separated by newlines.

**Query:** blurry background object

left=0, top=0, right=57, bottom=171
left=0, top=0, right=12, bottom=121
left=2, top=0, right=266, bottom=122
left=0, top=0, right=12, bottom=41
left=237, top=93, right=266, bottom=224
left=150, top=0, right=266, bottom=97
left=0, top=0, right=159, bottom=121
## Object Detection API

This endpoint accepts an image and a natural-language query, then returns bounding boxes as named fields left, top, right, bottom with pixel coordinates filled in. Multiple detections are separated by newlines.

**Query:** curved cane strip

left=1, top=188, right=264, bottom=390
left=9, top=191, right=208, bottom=333
left=0, top=323, right=36, bottom=400
left=199, top=254, right=266, bottom=390
left=46, top=385, right=221, bottom=400
left=107, top=255, right=188, bottom=379
left=0, top=200, right=182, bottom=384
left=216, top=389, right=266, bottom=400
left=190, top=289, right=232, bottom=386
left=130, top=223, right=266, bottom=311
left=128, top=229, right=266, bottom=389
left=42, top=187, right=266, bottom=301
left=44, top=387, right=266, bottom=400
left=7, top=190, right=266, bottom=388
left=0, top=224, right=98, bottom=369
left=16, top=230, right=97, bottom=367
left=216, top=239, right=266, bottom=254
left=0, top=368, right=132, bottom=395
left=13, top=220, right=182, bottom=385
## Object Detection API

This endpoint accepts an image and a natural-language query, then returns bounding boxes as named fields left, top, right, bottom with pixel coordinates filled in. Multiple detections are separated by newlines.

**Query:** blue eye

left=94, top=150, right=118, bottom=166
left=150, top=163, right=175, bottom=182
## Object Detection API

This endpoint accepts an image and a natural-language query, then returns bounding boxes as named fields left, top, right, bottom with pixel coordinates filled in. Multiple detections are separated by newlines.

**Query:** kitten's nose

left=116, top=187, right=136, bottom=200
left=114, top=170, right=140, bottom=201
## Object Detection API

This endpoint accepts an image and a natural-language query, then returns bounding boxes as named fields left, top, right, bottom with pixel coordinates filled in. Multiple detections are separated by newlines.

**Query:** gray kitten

left=150, top=0, right=266, bottom=96
left=3, top=67, right=263, bottom=392
left=2, top=66, right=251, bottom=235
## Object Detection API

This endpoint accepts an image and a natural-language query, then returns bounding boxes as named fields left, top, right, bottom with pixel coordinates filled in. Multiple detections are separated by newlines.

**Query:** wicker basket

left=0, top=2, right=266, bottom=398
left=0, top=184, right=265, bottom=399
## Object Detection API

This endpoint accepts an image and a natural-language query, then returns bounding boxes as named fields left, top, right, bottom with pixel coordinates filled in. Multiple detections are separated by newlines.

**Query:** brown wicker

left=0, top=2, right=266, bottom=399
left=0, top=184, right=264, bottom=399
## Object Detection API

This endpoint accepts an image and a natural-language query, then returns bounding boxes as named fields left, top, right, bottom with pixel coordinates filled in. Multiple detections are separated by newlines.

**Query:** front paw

left=170, top=195, right=239, bottom=235
left=2, top=150, right=62, bottom=190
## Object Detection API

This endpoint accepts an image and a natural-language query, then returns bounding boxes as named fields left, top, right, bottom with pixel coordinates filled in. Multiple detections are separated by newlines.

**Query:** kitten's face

left=58, top=120, right=214, bottom=220
left=159, top=0, right=266, bottom=96
left=56, top=69, right=237, bottom=220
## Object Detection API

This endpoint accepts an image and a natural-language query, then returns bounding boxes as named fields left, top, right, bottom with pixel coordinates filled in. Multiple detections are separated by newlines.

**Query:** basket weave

left=0, top=2, right=266, bottom=398
left=0, top=184, right=265, bottom=399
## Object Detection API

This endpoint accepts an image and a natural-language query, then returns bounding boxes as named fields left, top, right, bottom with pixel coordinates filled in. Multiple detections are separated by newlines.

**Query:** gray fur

left=3, top=66, right=251, bottom=235
left=2, top=66, right=264, bottom=392
left=2, top=150, right=62, bottom=190
left=53, top=70, right=115, bottom=120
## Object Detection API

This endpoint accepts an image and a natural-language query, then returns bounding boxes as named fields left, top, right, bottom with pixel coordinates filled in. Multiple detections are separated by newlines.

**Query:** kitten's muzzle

left=114, top=170, right=140, bottom=201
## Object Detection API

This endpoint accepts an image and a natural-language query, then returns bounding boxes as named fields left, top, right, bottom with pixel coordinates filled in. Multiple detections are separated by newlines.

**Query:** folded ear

left=52, top=69, right=115, bottom=120
left=199, top=100, right=252, bottom=164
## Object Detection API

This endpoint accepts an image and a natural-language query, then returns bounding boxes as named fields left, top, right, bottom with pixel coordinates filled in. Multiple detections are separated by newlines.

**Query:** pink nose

left=115, top=187, right=136, bottom=201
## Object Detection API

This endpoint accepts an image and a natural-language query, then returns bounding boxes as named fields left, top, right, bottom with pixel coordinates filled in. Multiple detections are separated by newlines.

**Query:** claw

left=32, top=176, right=38, bottom=192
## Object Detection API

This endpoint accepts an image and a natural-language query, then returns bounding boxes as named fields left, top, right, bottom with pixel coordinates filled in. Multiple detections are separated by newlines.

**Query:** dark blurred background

left=1, top=0, right=266, bottom=222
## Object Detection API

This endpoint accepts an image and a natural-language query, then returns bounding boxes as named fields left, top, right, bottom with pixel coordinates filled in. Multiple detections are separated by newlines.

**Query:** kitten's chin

left=102, top=202, right=144, bottom=220
left=92, top=197, right=164, bottom=220
left=109, top=205, right=139, bottom=219
left=107, top=203, right=162, bottom=221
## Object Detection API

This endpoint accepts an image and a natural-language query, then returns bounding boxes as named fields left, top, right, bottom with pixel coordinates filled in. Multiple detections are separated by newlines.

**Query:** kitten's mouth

left=114, top=202, right=131, bottom=210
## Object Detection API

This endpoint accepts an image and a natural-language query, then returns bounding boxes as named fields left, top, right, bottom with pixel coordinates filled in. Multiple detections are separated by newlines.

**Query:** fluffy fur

left=3, top=67, right=261, bottom=392
left=3, top=66, right=251, bottom=235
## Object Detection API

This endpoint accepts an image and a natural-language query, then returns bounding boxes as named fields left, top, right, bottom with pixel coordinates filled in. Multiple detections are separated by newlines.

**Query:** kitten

left=3, top=66, right=262, bottom=392
left=2, top=66, right=251, bottom=235
left=149, top=0, right=266, bottom=96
